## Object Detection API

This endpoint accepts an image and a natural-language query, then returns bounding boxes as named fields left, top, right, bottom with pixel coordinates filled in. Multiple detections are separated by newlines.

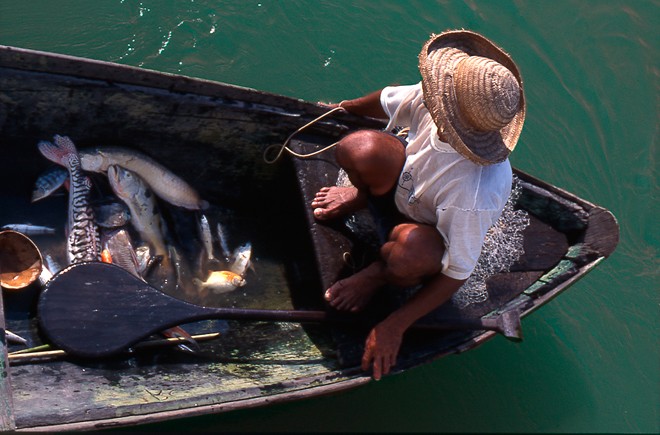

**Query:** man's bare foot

left=311, top=186, right=366, bottom=220
left=324, top=262, right=386, bottom=312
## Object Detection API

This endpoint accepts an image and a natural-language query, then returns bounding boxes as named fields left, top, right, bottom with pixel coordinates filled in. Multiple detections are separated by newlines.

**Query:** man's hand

left=359, top=273, right=467, bottom=381
left=361, top=320, right=405, bottom=380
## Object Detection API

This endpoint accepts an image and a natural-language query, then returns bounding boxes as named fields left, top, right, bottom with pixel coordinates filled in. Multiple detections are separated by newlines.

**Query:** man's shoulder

left=434, top=158, right=512, bottom=210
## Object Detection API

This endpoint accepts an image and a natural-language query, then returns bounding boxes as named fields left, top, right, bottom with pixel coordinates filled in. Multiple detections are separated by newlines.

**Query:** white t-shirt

left=380, top=83, right=513, bottom=280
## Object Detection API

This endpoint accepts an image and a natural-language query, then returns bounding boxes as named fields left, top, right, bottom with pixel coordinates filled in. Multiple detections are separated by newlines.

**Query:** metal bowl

left=0, top=229, right=43, bottom=290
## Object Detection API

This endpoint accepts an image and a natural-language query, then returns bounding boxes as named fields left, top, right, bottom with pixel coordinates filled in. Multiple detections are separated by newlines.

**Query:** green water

left=1, top=1, right=657, bottom=433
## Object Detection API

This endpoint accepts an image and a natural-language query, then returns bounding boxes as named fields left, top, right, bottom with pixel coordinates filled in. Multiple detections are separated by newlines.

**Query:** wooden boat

left=0, top=45, right=619, bottom=432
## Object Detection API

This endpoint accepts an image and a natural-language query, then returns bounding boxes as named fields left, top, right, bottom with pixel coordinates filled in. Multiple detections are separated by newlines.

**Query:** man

left=310, top=30, right=526, bottom=380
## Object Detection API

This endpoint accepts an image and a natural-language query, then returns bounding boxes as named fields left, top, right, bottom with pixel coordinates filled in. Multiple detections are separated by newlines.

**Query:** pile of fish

left=7, top=135, right=254, bottom=300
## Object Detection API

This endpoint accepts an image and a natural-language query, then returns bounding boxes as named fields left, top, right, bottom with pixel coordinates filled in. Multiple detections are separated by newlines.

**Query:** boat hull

left=0, top=46, right=618, bottom=431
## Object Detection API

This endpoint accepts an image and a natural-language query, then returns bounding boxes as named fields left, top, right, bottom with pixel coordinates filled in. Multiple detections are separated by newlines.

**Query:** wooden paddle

left=38, top=262, right=522, bottom=358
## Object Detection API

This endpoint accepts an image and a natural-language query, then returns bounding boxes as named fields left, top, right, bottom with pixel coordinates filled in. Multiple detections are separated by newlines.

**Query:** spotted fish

left=107, top=164, right=177, bottom=292
left=37, top=135, right=101, bottom=264
left=106, top=165, right=169, bottom=259
left=31, top=166, right=68, bottom=202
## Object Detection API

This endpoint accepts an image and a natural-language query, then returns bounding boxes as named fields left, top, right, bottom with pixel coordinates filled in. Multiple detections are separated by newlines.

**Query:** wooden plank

left=0, top=291, right=17, bottom=431
left=510, top=214, right=568, bottom=272
left=582, top=206, right=619, bottom=258
left=516, top=179, right=589, bottom=232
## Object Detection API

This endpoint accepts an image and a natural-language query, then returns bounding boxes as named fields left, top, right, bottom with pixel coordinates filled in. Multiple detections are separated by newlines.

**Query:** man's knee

left=336, top=130, right=405, bottom=195
left=336, top=130, right=395, bottom=161
left=382, top=223, right=445, bottom=285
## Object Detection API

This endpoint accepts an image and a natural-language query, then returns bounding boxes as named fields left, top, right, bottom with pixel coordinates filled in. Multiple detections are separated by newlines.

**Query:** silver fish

left=1, top=223, right=56, bottom=235
left=135, top=245, right=154, bottom=276
left=38, top=135, right=101, bottom=264
left=229, top=242, right=252, bottom=277
left=38, top=253, right=61, bottom=286
left=38, top=266, right=54, bottom=286
left=216, top=223, right=231, bottom=262
left=6, top=330, right=27, bottom=345
left=198, top=214, right=217, bottom=263
left=107, top=165, right=169, bottom=259
left=169, top=245, right=197, bottom=299
left=32, top=166, right=68, bottom=202
left=80, top=147, right=208, bottom=210
left=44, top=254, right=62, bottom=275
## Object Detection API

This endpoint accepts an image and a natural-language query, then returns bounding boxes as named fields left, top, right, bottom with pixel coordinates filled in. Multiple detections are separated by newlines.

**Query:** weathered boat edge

left=16, top=373, right=371, bottom=432
left=0, top=44, right=383, bottom=132
left=514, top=168, right=619, bottom=258
left=0, top=289, right=16, bottom=432
left=0, top=44, right=293, bottom=106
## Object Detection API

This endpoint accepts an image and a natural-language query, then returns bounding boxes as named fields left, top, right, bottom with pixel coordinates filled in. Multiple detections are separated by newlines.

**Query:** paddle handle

left=204, top=306, right=334, bottom=324
left=202, top=305, right=522, bottom=341
left=38, top=262, right=521, bottom=359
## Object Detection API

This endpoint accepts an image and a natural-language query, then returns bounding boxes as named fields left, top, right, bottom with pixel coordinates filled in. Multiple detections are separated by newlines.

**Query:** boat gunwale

left=0, top=44, right=385, bottom=132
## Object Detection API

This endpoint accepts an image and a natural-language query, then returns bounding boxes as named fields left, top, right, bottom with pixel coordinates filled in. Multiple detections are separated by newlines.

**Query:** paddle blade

left=38, top=262, right=209, bottom=358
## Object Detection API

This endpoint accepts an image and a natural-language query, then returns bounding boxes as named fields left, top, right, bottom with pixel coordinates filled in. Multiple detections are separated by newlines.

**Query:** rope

left=263, top=105, right=347, bottom=164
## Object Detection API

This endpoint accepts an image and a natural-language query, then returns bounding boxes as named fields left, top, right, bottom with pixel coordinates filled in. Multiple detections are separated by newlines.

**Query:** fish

left=198, top=214, right=219, bottom=265
left=38, top=266, right=54, bottom=286
left=37, top=135, right=101, bottom=264
left=135, top=245, right=155, bottom=276
left=193, top=270, right=246, bottom=294
left=229, top=242, right=252, bottom=277
left=169, top=244, right=195, bottom=295
left=102, top=228, right=143, bottom=279
left=107, top=165, right=169, bottom=260
left=80, top=146, right=208, bottom=210
left=107, top=165, right=176, bottom=290
left=93, top=200, right=131, bottom=229
left=160, top=325, right=201, bottom=354
left=6, top=330, right=27, bottom=345
left=31, top=166, right=68, bottom=202
left=1, top=223, right=56, bottom=235
left=216, top=223, right=231, bottom=262
left=43, top=253, right=62, bottom=275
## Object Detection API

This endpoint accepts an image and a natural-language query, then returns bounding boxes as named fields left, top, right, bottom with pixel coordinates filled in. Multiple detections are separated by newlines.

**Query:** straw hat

left=418, top=30, right=525, bottom=165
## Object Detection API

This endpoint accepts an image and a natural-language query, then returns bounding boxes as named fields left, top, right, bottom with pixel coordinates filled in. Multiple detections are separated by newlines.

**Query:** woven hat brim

left=419, top=30, right=526, bottom=165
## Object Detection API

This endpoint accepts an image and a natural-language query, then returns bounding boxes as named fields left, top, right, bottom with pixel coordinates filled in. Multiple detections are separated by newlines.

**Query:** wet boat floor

left=2, top=156, right=343, bottom=428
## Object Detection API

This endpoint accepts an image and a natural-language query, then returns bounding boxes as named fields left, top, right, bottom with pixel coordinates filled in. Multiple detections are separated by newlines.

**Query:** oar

left=38, top=262, right=522, bottom=358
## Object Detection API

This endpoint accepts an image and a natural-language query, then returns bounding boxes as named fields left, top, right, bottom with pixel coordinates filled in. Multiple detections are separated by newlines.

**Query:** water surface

left=1, top=1, right=657, bottom=432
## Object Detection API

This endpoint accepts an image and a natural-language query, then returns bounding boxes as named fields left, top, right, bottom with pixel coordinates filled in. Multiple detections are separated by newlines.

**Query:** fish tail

left=37, top=135, right=79, bottom=168
left=53, top=135, right=79, bottom=154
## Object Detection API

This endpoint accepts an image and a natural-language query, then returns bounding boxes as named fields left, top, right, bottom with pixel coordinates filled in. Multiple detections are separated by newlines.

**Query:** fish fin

left=53, top=135, right=79, bottom=154
left=161, top=326, right=201, bottom=353
left=37, top=135, right=78, bottom=167
left=37, top=140, right=65, bottom=166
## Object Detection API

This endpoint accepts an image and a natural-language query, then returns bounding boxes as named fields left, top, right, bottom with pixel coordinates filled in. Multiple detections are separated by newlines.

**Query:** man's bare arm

left=362, top=272, right=467, bottom=380
left=335, top=89, right=387, bottom=119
